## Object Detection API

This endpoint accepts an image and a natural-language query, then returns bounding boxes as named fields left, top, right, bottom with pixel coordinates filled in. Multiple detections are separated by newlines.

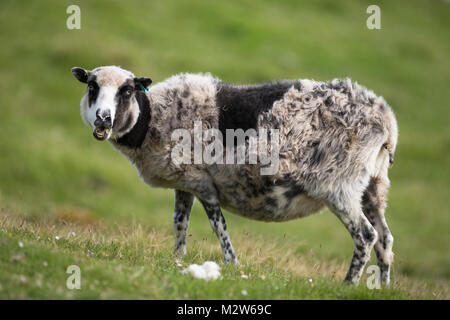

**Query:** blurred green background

left=0, top=0, right=449, bottom=294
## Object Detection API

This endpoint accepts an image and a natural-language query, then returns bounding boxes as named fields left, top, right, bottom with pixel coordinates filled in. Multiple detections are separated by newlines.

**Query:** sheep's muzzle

left=93, top=127, right=111, bottom=141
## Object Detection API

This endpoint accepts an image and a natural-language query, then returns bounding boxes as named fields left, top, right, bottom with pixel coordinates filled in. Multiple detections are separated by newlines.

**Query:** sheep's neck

left=115, top=91, right=151, bottom=149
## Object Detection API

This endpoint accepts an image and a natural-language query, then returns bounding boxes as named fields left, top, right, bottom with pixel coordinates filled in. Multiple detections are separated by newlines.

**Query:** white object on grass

left=182, top=261, right=221, bottom=280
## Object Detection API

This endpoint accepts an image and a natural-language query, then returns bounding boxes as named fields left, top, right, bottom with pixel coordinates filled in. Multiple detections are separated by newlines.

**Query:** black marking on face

left=87, top=75, right=99, bottom=107
left=216, top=80, right=302, bottom=146
left=115, top=90, right=151, bottom=149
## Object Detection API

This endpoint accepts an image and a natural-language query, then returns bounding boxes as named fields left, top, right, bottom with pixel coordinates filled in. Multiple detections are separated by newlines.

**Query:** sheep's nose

left=95, top=109, right=112, bottom=127
left=96, top=109, right=111, bottom=121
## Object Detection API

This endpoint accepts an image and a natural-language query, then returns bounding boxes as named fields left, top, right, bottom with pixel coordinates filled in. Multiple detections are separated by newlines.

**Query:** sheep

left=71, top=65, right=398, bottom=285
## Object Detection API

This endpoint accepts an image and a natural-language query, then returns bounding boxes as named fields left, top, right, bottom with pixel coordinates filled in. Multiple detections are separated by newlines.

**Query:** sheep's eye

left=123, top=89, right=132, bottom=97
left=88, top=84, right=94, bottom=91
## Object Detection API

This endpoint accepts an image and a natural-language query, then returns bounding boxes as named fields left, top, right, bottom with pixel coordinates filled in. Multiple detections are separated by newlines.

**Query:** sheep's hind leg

left=200, top=200, right=238, bottom=265
left=362, top=177, right=394, bottom=285
left=329, top=200, right=378, bottom=285
left=173, top=190, right=194, bottom=255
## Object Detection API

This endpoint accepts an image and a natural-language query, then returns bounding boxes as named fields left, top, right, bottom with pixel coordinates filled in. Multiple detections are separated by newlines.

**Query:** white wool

left=182, top=261, right=221, bottom=280
left=202, top=261, right=220, bottom=275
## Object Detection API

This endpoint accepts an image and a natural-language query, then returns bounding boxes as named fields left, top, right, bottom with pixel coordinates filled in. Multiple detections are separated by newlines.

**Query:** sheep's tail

left=374, top=102, right=398, bottom=178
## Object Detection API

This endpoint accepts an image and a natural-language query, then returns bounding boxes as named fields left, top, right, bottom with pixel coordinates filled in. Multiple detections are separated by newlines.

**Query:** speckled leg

left=173, top=190, right=194, bottom=255
left=362, top=177, right=394, bottom=285
left=200, top=201, right=238, bottom=264
left=329, top=201, right=378, bottom=285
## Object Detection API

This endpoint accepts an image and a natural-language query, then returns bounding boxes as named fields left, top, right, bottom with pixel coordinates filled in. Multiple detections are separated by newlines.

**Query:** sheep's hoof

left=223, top=258, right=239, bottom=266
left=173, top=247, right=187, bottom=256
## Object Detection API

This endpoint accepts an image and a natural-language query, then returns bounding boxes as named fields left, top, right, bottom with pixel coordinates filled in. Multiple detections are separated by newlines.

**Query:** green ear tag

left=137, top=83, right=149, bottom=92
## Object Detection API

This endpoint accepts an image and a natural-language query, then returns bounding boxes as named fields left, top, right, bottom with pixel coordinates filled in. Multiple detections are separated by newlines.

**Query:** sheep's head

left=71, top=66, right=151, bottom=141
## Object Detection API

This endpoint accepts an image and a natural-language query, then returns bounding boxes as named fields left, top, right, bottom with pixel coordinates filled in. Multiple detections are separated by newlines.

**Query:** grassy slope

left=0, top=0, right=449, bottom=299
left=0, top=213, right=416, bottom=299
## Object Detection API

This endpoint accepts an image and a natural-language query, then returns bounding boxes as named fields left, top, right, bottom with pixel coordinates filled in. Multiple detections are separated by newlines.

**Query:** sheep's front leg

left=200, top=200, right=238, bottom=264
left=173, top=190, right=194, bottom=255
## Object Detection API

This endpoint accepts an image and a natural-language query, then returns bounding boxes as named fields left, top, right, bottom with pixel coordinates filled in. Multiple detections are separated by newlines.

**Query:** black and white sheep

left=71, top=65, right=398, bottom=285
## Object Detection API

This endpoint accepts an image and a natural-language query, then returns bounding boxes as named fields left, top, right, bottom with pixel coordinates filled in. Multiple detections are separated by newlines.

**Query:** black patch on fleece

left=283, top=183, right=305, bottom=200
left=216, top=80, right=301, bottom=146
left=310, top=144, right=326, bottom=167
left=116, top=90, right=151, bottom=149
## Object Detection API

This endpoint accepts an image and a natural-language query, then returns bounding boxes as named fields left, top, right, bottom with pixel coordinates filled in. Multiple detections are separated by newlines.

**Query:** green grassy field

left=0, top=0, right=449, bottom=299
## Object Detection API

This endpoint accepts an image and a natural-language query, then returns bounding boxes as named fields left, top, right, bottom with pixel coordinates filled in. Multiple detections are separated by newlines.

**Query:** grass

left=0, top=0, right=449, bottom=299
left=0, top=213, right=431, bottom=299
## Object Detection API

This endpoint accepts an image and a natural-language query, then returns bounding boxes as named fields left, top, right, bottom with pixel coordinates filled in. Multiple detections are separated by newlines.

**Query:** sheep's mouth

left=93, top=127, right=111, bottom=141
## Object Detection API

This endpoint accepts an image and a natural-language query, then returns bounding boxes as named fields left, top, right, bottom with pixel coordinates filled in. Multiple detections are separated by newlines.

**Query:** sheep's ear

left=134, top=77, right=152, bottom=90
left=71, top=67, right=90, bottom=83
